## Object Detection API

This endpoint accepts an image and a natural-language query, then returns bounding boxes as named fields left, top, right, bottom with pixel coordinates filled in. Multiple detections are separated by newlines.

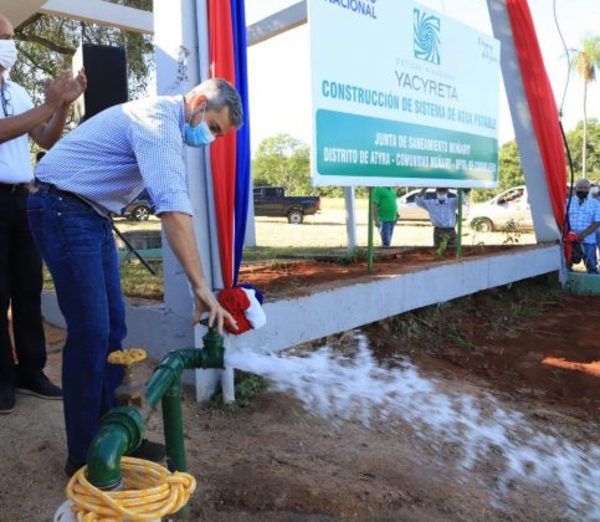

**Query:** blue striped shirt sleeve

left=127, top=104, right=193, bottom=216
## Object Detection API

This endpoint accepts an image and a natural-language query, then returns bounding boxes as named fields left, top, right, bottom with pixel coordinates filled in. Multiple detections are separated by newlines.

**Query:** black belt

left=34, top=181, right=106, bottom=218
left=0, top=182, right=30, bottom=193
left=35, top=180, right=86, bottom=204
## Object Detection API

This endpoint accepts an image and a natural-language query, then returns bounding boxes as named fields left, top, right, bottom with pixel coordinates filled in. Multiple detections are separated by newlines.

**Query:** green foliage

left=211, top=371, right=269, bottom=409
left=569, top=35, right=600, bottom=89
left=470, top=119, right=600, bottom=203
left=565, top=119, right=600, bottom=179
left=470, top=140, right=525, bottom=203
left=252, top=134, right=371, bottom=198
left=12, top=0, right=154, bottom=108
left=435, top=234, right=450, bottom=259
left=335, top=247, right=368, bottom=266
left=501, top=219, right=522, bottom=245
left=252, top=133, right=313, bottom=195
left=486, top=280, right=560, bottom=332
left=497, top=140, right=526, bottom=189
left=569, top=35, right=600, bottom=176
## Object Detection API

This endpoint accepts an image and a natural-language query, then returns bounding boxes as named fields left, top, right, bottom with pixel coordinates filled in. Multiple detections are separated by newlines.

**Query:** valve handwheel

left=108, top=348, right=147, bottom=367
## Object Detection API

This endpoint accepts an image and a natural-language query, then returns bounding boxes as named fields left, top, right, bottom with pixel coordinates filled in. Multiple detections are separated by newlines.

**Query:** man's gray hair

left=193, top=78, right=243, bottom=129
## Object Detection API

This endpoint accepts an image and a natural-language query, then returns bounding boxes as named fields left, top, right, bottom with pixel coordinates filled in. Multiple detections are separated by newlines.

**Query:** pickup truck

left=253, top=186, right=321, bottom=224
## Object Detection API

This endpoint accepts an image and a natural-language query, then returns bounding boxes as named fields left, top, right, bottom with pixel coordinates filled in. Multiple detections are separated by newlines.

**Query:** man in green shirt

left=372, top=187, right=398, bottom=247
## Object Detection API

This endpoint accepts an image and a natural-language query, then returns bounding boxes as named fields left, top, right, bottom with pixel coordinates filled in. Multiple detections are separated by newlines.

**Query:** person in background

left=415, top=187, right=464, bottom=248
left=372, top=186, right=398, bottom=248
left=30, top=77, right=241, bottom=476
left=0, top=12, right=86, bottom=415
left=590, top=186, right=600, bottom=265
left=566, top=178, right=600, bottom=274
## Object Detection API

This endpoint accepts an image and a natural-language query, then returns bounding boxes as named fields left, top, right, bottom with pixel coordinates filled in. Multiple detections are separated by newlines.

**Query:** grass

left=367, top=276, right=562, bottom=358
left=119, top=260, right=164, bottom=300
left=486, top=280, right=561, bottom=332
left=43, top=259, right=164, bottom=301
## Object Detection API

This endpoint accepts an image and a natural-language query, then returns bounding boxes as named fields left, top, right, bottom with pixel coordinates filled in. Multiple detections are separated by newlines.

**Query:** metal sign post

left=456, top=189, right=463, bottom=259
left=368, top=187, right=374, bottom=273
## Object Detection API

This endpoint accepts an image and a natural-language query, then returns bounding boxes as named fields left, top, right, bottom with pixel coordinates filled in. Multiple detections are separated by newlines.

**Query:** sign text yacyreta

left=309, top=0, right=501, bottom=188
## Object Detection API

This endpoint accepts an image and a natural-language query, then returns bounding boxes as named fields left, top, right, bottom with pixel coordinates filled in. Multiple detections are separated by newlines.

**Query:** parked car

left=468, top=183, right=598, bottom=232
left=396, top=188, right=466, bottom=221
left=469, top=186, right=531, bottom=232
left=122, top=189, right=155, bottom=221
left=253, top=186, right=321, bottom=224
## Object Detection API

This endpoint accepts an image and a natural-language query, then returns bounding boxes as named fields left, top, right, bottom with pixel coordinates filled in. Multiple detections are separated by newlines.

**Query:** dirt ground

left=2, top=250, right=599, bottom=521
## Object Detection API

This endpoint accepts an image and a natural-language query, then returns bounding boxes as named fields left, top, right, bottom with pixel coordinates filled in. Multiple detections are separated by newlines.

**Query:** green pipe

left=86, top=407, right=145, bottom=489
left=162, top=377, right=190, bottom=518
left=86, top=327, right=225, bottom=488
left=162, top=377, right=187, bottom=472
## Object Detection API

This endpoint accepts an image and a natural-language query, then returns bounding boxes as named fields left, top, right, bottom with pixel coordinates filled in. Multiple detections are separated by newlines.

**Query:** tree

left=569, top=35, right=600, bottom=177
left=471, top=140, right=525, bottom=202
left=471, top=120, right=600, bottom=204
left=566, top=119, right=600, bottom=180
left=252, top=134, right=314, bottom=195
left=252, top=134, right=372, bottom=198
left=11, top=0, right=153, bottom=109
left=497, top=140, right=525, bottom=190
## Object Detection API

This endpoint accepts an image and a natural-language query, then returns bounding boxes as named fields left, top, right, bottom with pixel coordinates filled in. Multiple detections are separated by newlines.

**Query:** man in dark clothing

left=0, top=12, right=86, bottom=414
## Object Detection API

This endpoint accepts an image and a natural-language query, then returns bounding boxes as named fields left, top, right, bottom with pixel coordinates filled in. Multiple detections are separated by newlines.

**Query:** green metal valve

left=86, top=321, right=225, bottom=490
left=199, top=319, right=225, bottom=369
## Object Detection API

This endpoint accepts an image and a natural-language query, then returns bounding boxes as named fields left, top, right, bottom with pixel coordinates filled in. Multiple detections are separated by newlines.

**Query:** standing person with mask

left=591, top=186, right=600, bottom=265
left=372, top=186, right=398, bottom=248
left=29, top=78, right=241, bottom=475
left=415, top=187, right=463, bottom=248
left=0, top=12, right=86, bottom=414
left=566, top=178, right=600, bottom=274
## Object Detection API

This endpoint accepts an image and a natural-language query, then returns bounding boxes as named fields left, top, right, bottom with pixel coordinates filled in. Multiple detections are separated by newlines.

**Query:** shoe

left=127, top=439, right=166, bottom=462
left=0, top=383, right=15, bottom=414
left=65, top=456, right=86, bottom=477
left=16, top=372, right=62, bottom=400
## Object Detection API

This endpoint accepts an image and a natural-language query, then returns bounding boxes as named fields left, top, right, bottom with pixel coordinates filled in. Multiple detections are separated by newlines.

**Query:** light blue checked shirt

left=35, top=95, right=193, bottom=217
left=415, top=194, right=459, bottom=228
left=567, top=196, right=600, bottom=244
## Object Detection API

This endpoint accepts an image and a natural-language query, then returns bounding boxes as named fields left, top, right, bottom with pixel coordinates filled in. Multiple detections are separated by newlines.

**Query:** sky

left=245, top=0, right=600, bottom=156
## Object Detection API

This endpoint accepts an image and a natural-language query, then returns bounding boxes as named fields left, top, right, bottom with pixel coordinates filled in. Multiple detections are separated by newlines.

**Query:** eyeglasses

left=1, top=82, right=13, bottom=118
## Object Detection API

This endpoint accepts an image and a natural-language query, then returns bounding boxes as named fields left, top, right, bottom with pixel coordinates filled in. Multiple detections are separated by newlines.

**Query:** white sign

left=309, top=0, right=501, bottom=188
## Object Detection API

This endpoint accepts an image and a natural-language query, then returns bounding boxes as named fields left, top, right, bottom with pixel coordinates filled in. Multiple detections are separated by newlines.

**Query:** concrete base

left=566, top=271, right=600, bottom=295
left=41, top=244, right=561, bottom=395
left=227, top=244, right=560, bottom=354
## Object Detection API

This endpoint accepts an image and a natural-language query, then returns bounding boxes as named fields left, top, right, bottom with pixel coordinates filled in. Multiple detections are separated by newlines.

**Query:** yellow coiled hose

left=66, top=457, right=196, bottom=521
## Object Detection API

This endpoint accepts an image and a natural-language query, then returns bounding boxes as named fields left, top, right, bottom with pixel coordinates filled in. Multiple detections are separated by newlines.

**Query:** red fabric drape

left=208, top=0, right=237, bottom=288
left=506, top=0, right=566, bottom=229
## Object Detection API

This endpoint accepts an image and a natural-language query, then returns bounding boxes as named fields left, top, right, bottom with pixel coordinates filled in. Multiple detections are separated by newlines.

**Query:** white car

left=469, top=186, right=532, bottom=232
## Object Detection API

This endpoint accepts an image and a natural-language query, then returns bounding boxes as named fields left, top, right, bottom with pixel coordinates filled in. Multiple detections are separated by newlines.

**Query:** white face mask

left=0, top=40, right=17, bottom=72
left=437, top=193, right=448, bottom=202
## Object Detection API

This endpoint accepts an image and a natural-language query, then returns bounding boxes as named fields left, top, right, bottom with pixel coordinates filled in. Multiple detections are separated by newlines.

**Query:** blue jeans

left=28, top=186, right=125, bottom=463
left=582, top=243, right=598, bottom=274
left=378, top=221, right=395, bottom=247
